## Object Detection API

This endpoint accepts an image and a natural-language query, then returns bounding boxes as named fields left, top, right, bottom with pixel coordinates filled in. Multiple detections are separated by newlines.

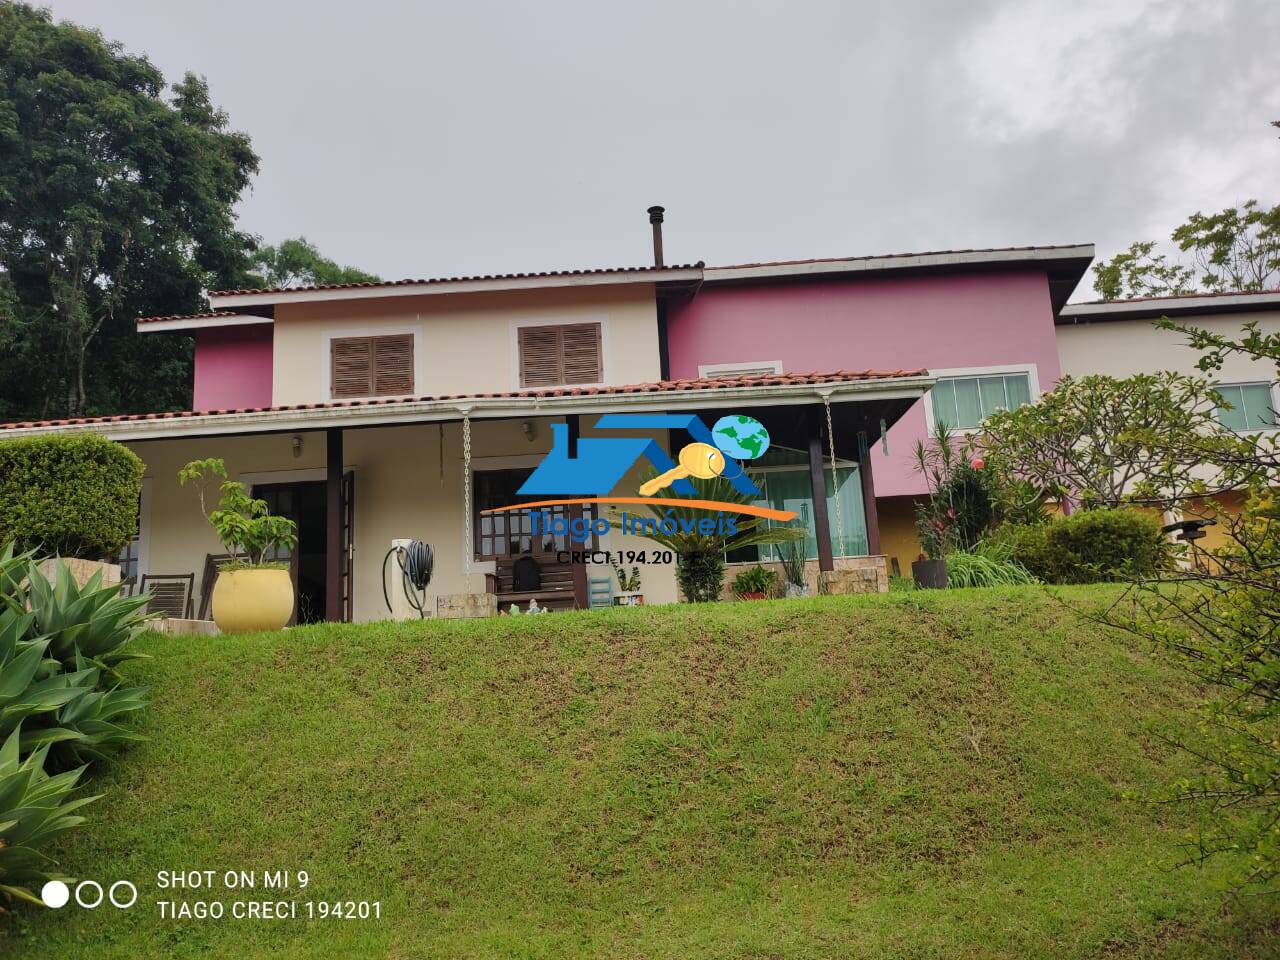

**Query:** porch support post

left=858, top=430, right=882, bottom=556
left=567, top=416, right=589, bottom=609
left=807, top=411, right=835, bottom=573
left=325, top=427, right=344, bottom=622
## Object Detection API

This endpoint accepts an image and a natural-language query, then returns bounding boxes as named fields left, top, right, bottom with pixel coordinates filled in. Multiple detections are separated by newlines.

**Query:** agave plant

left=0, top=609, right=90, bottom=743
left=0, top=725, right=98, bottom=906
left=0, top=543, right=35, bottom=607
left=30, top=660, right=148, bottom=768
left=19, top=561, right=152, bottom=678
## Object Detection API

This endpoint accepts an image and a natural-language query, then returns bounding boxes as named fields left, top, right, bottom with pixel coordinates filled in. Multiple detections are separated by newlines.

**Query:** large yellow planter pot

left=210, top=567, right=294, bottom=633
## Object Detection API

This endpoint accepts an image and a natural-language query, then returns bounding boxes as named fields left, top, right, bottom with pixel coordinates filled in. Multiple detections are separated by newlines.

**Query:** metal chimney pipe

left=647, top=205, right=665, bottom=267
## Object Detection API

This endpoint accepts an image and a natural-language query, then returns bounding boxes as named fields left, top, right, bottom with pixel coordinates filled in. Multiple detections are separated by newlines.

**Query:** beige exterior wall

left=1056, top=309, right=1280, bottom=385
left=270, top=283, right=662, bottom=406
left=127, top=416, right=679, bottom=625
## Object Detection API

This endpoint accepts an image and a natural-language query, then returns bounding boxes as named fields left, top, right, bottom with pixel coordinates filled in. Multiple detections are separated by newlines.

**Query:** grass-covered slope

left=5, top=587, right=1277, bottom=958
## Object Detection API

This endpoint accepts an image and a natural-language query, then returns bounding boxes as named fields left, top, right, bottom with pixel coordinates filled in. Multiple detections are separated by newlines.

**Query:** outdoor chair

left=139, top=573, right=194, bottom=620
left=197, top=553, right=237, bottom=621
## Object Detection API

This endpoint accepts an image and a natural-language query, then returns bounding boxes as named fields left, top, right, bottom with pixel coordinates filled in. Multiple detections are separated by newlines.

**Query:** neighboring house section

left=1057, top=290, right=1280, bottom=553
left=666, top=245, right=1093, bottom=576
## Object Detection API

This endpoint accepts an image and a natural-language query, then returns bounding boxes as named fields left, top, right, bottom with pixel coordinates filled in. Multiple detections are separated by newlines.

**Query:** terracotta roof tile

left=0, top=370, right=927, bottom=431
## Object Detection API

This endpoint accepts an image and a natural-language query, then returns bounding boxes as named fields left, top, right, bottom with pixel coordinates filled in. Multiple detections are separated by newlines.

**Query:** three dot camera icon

left=41, top=878, right=137, bottom=910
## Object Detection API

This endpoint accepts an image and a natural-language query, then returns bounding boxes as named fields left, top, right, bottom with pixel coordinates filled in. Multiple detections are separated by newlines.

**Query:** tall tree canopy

left=0, top=3, right=258, bottom=419
left=1093, top=200, right=1280, bottom=300
left=246, top=237, right=380, bottom=289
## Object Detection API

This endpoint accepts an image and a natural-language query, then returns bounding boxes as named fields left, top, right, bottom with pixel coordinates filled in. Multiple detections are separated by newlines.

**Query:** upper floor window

left=330, top=334, right=414, bottom=399
left=1213, top=382, right=1277, bottom=431
left=931, top=372, right=1031, bottom=430
left=518, top=322, right=602, bottom=388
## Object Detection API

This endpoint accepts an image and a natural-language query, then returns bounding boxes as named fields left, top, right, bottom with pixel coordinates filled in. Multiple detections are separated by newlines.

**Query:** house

left=664, top=244, right=1095, bottom=577
left=0, top=231, right=936, bottom=622
left=28, top=210, right=1267, bottom=616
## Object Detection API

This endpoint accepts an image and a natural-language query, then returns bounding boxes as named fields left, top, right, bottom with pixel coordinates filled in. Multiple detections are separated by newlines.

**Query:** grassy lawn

left=3, top=586, right=1276, bottom=958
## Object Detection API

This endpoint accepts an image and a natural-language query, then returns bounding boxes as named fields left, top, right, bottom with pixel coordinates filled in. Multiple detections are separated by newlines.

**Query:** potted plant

left=777, top=534, right=809, bottom=597
left=611, top=563, right=644, bottom=606
left=732, top=565, right=780, bottom=600
left=911, top=422, right=995, bottom=589
left=179, top=458, right=298, bottom=632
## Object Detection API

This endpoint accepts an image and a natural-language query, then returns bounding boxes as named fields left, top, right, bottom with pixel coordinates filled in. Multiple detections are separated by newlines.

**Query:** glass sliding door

left=727, top=450, right=869, bottom=563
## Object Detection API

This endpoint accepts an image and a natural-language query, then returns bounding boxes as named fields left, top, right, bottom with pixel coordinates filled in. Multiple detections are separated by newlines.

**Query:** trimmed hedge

left=1004, top=508, right=1168, bottom=585
left=0, top=433, right=144, bottom=559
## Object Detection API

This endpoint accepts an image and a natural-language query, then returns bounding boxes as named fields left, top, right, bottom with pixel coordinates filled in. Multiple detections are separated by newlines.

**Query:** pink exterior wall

left=193, top=324, right=274, bottom=412
left=666, top=272, right=1062, bottom=497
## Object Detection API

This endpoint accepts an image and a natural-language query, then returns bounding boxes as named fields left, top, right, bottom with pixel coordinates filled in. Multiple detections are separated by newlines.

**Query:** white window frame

left=1210, top=380, right=1279, bottom=434
left=922, top=364, right=1041, bottom=435
left=697, top=360, right=785, bottom=379
left=509, top=315, right=610, bottom=391
left=320, top=321, right=426, bottom=401
left=117, top=478, right=151, bottom=584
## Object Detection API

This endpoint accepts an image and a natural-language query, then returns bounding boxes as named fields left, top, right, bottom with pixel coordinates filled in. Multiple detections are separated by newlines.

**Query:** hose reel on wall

left=382, top=539, right=435, bottom=618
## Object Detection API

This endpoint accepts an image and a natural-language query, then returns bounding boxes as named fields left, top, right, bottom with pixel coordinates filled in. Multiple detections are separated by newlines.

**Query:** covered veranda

left=0, top=369, right=932, bottom=622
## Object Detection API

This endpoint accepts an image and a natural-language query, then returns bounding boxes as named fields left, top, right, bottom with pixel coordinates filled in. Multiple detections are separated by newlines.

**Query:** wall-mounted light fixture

left=291, top=435, right=303, bottom=459
left=521, top=420, right=536, bottom=442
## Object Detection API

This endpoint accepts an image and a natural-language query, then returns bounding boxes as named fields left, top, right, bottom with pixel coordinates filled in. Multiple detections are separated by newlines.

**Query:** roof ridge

left=1066, top=287, right=1280, bottom=307
left=708, top=243, right=1094, bottom=272
left=208, top=262, right=705, bottom=298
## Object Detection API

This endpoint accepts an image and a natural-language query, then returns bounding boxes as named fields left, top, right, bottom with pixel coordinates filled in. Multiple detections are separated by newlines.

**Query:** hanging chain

left=462, top=411, right=473, bottom=576
left=824, top=394, right=844, bottom=558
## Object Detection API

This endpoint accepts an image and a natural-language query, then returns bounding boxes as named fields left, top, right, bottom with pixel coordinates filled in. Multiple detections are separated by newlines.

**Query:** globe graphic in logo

left=712, top=415, right=770, bottom=461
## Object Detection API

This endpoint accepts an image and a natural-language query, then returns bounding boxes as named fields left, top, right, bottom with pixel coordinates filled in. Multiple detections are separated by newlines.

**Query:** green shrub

left=731, top=565, right=780, bottom=597
left=0, top=433, right=143, bottom=559
left=1004, top=508, right=1168, bottom=584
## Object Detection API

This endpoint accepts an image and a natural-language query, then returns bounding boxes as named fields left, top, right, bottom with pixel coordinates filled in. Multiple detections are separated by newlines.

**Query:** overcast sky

left=42, top=0, right=1280, bottom=295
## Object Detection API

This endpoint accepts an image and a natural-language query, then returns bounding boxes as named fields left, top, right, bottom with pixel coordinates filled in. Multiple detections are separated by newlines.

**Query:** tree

left=1092, top=241, right=1194, bottom=301
left=1094, top=323, right=1280, bottom=890
left=1092, top=200, right=1280, bottom=300
left=0, top=4, right=258, bottom=419
left=246, top=237, right=380, bottom=290
left=977, top=373, right=1239, bottom=510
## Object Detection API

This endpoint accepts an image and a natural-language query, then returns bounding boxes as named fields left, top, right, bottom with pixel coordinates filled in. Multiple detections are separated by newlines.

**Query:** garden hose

left=382, top=540, right=434, bottom=619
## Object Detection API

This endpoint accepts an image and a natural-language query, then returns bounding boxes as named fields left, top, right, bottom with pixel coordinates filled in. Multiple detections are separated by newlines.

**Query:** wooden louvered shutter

left=518, top=325, right=564, bottom=387
left=518, top=323, right=602, bottom=387
left=372, top=333, right=414, bottom=395
left=330, top=334, right=415, bottom=399
left=331, top=337, right=374, bottom=398
left=560, top=323, right=602, bottom=384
